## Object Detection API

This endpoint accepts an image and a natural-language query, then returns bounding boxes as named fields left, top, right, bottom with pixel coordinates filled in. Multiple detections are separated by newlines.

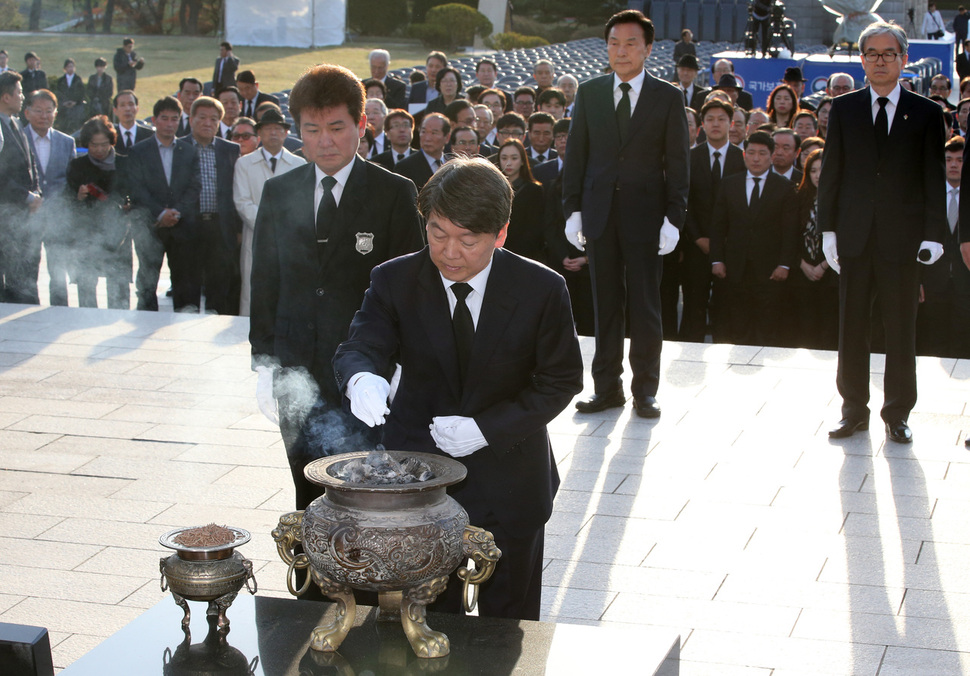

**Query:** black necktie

left=247, top=101, right=253, bottom=118
left=125, top=130, right=132, bottom=148
left=616, top=82, right=631, bottom=142
left=397, top=153, right=405, bottom=162
left=270, top=156, right=277, bottom=173
left=875, top=96, right=889, bottom=153
left=750, top=176, right=762, bottom=210
left=316, top=176, right=337, bottom=243
left=683, top=87, right=689, bottom=106
left=712, top=150, right=722, bottom=186
left=451, top=282, right=474, bottom=385
left=536, top=153, right=545, bottom=163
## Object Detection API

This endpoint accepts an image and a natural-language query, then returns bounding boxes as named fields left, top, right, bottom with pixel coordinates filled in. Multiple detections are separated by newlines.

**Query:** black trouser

left=198, top=213, right=237, bottom=315
left=133, top=224, right=200, bottom=311
left=680, top=240, right=713, bottom=342
left=837, top=242, right=919, bottom=423
left=0, top=212, right=41, bottom=305
left=586, top=206, right=663, bottom=399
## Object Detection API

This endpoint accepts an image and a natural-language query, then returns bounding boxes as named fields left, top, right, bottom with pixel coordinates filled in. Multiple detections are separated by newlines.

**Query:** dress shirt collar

left=438, top=256, right=494, bottom=327
left=870, top=83, right=901, bottom=110
left=708, top=140, right=729, bottom=163
left=613, top=69, right=646, bottom=96
left=747, top=170, right=769, bottom=181
left=314, top=156, right=356, bottom=206
left=28, top=125, right=50, bottom=142
left=118, top=121, right=137, bottom=135
left=156, top=134, right=176, bottom=149
left=262, top=147, right=282, bottom=164
left=421, top=149, right=443, bottom=170
left=438, top=257, right=492, bottom=299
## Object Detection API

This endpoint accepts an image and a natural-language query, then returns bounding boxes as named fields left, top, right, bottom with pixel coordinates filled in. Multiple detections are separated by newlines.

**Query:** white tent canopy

left=226, top=0, right=345, bottom=48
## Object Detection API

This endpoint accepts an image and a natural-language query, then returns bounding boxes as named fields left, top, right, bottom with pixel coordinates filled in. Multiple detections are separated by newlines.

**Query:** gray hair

left=368, top=49, right=390, bottom=65
left=829, top=72, right=854, bottom=86
left=472, top=104, right=493, bottom=123
left=365, top=97, right=388, bottom=115
left=859, top=21, right=908, bottom=55
left=556, top=74, right=578, bottom=87
left=534, top=59, right=554, bottom=71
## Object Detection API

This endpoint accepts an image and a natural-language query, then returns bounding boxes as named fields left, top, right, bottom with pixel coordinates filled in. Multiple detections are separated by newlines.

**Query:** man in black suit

left=526, top=112, right=557, bottom=166
left=333, top=157, right=583, bottom=620
left=176, top=77, right=202, bottom=138
left=371, top=108, right=415, bottom=170
left=563, top=9, right=690, bottom=418
left=212, top=41, right=239, bottom=93
left=710, top=131, right=799, bottom=346
left=918, top=136, right=970, bottom=358
left=368, top=49, right=407, bottom=110
left=113, top=38, right=143, bottom=92
left=249, top=64, right=423, bottom=511
left=394, top=112, right=449, bottom=190
left=771, top=128, right=803, bottom=184
left=819, top=21, right=947, bottom=444
left=127, top=96, right=202, bottom=312
left=86, top=57, right=113, bottom=119
left=0, top=71, right=42, bottom=303
left=19, top=52, right=47, bottom=98
left=682, top=99, right=746, bottom=343
left=674, top=54, right=709, bottom=110
left=236, top=70, right=279, bottom=120
left=112, top=90, right=153, bottom=153
left=187, top=95, right=242, bottom=315
left=408, top=51, right=447, bottom=107
left=54, top=58, right=86, bottom=133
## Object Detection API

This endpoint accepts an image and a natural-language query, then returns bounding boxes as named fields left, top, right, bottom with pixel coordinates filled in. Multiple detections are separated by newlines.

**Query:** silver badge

left=355, top=232, right=375, bottom=255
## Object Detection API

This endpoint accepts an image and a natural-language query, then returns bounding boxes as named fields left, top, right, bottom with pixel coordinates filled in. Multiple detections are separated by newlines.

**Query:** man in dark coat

left=86, top=57, right=113, bottom=118
left=126, top=96, right=201, bottom=311
left=19, top=52, right=46, bottom=96
left=819, top=21, right=947, bottom=444
left=0, top=72, right=42, bottom=303
left=54, top=58, right=86, bottom=134
left=113, top=38, right=143, bottom=92
left=333, top=157, right=584, bottom=621
left=563, top=9, right=689, bottom=419
left=212, top=41, right=239, bottom=93
left=249, top=64, right=424, bottom=511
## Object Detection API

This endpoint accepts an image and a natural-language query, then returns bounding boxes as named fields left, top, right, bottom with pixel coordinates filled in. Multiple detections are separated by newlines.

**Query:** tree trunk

left=29, top=0, right=41, bottom=31
left=84, top=0, right=96, bottom=32
left=103, top=0, right=115, bottom=32
left=187, top=0, right=201, bottom=34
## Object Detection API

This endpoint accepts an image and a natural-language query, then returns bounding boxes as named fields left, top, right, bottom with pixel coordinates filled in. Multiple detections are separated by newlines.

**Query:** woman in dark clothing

left=496, top=139, right=546, bottom=262
left=791, top=148, right=838, bottom=349
left=65, top=115, right=132, bottom=309
left=86, top=57, right=114, bottom=118
left=423, top=67, right=465, bottom=116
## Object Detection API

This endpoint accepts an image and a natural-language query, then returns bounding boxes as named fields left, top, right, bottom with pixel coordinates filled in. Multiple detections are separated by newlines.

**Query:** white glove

left=430, top=416, right=488, bottom=458
left=255, top=365, right=279, bottom=425
left=822, top=231, right=840, bottom=274
left=346, top=372, right=391, bottom=427
left=918, top=241, right=944, bottom=265
left=565, top=212, right=585, bottom=251
left=658, top=218, right=680, bottom=255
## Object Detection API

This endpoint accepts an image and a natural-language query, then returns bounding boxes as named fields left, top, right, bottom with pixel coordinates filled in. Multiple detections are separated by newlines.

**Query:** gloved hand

left=430, top=416, right=488, bottom=458
left=255, top=365, right=279, bottom=425
left=918, top=241, right=944, bottom=265
left=346, top=372, right=391, bottom=427
left=657, top=218, right=680, bottom=255
left=822, top=231, right=840, bottom=274
left=565, top=212, right=585, bottom=251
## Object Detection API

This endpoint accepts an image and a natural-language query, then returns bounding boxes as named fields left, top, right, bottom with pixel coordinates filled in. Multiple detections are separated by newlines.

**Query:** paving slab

left=1, top=305, right=969, bottom=673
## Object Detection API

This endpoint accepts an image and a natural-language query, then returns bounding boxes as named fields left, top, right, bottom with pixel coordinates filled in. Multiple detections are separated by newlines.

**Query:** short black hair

left=450, top=124, right=477, bottom=144
left=745, top=129, right=775, bottom=153
left=94, top=57, right=107, bottom=68
left=528, top=111, right=555, bottom=130
left=604, top=9, right=655, bottom=45
left=476, top=58, right=497, bottom=73
left=421, top=111, right=451, bottom=139
left=513, top=87, right=536, bottom=102
left=537, top=88, right=566, bottom=108
left=123, top=37, right=134, bottom=46
left=221, top=41, right=233, bottom=51
left=553, top=118, right=571, bottom=135
left=435, top=67, right=463, bottom=94
left=63, top=58, right=75, bottom=68
left=289, top=63, right=365, bottom=126
left=217, top=85, right=242, bottom=102
left=153, top=95, right=182, bottom=118
left=496, top=112, right=527, bottom=131
left=179, top=77, right=203, bottom=92
left=113, top=89, right=138, bottom=107
left=417, top=157, right=512, bottom=235
left=444, top=98, right=474, bottom=123
left=0, top=71, right=21, bottom=99
left=701, top=99, right=734, bottom=119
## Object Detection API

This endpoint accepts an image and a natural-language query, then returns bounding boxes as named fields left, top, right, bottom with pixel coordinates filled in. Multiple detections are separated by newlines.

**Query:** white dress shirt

left=613, top=69, right=645, bottom=112
left=28, top=126, right=51, bottom=174
left=708, top=140, right=730, bottom=171
left=870, top=83, right=901, bottom=131
left=314, top=157, right=356, bottom=212
left=439, top=258, right=493, bottom=329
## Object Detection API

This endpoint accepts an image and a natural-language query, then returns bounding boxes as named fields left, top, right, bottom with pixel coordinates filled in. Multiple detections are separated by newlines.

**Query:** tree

left=29, top=0, right=41, bottom=31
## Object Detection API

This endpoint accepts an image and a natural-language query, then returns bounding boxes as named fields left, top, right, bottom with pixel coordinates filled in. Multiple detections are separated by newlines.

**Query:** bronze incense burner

left=273, top=451, right=501, bottom=659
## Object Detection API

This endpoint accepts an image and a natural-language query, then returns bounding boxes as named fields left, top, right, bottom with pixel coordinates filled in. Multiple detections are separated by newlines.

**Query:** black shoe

left=828, top=418, right=868, bottom=439
left=575, top=391, right=625, bottom=413
left=965, top=436, right=970, bottom=449
left=885, top=420, right=912, bottom=444
left=633, top=396, right=661, bottom=419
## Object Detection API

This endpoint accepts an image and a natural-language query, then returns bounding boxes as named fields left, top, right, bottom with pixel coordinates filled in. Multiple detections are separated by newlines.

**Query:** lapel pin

left=904, top=114, right=908, bottom=120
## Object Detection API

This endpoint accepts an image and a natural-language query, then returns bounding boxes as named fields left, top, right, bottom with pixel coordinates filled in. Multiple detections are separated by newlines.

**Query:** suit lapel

left=592, top=76, right=622, bottom=147
left=889, top=89, right=915, bottom=143
left=625, top=70, right=653, bottom=146
left=416, top=254, right=463, bottom=401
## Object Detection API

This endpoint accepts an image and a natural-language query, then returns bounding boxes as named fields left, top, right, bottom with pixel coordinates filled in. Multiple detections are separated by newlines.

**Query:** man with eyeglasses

left=395, top=111, right=450, bottom=189
left=819, top=21, right=947, bottom=445
left=228, top=118, right=259, bottom=155
left=449, top=125, right=480, bottom=158
left=493, top=112, right=527, bottom=145
left=372, top=109, right=415, bottom=170
left=929, top=74, right=956, bottom=110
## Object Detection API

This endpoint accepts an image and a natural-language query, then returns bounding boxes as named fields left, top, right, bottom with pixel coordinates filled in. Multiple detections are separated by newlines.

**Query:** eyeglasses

left=387, top=122, right=412, bottom=130
left=497, top=129, right=524, bottom=138
left=231, top=132, right=256, bottom=140
left=863, top=51, right=899, bottom=63
left=452, top=139, right=478, bottom=146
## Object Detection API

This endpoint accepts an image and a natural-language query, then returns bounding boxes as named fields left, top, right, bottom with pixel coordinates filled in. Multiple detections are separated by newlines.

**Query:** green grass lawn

left=0, top=33, right=431, bottom=106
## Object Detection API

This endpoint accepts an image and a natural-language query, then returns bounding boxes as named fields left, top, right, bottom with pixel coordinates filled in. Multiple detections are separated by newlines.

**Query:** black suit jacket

left=86, top=73, right=113, bottom=117
left=394, top=151, right=436, bottom=189
left=958, top=53, right=970, bottom=81
left=332, top=247, right=584, bottom=536
left=688, top=86, right=710, bottom=111
left=710, top=172, right=799, bottom=281
left=383, top=75, right=408, bottom=110
left=240, top=92, right=280, bottom=119
left=126, top=136, right=201, bottom=242
left=685, top=142, right=746, bottom=242
left=408, top=81, right=434, bottom=105
left=113, top=49, right=140, bottom=91
left=563, top=70, right=690, bottom=242
left=114, top=122, right=154, bottom=154
left=0, top=116, right=39, bottom=208
left=818, top=87, right=947, bottom=261
left=194, top=136, right=242, bottom=248
left=250, top=157, right=423, bottom=404
left=737, top=90, right=754, bottom=111
left=532, top=157, right=561, bottom=187
left=212, top=55, right=240, bottom=92
left=19, top=69, right=47, bottom=94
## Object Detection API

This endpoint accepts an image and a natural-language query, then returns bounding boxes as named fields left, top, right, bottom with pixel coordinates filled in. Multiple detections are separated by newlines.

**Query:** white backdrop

left=226, top=0, right=345, bottom=48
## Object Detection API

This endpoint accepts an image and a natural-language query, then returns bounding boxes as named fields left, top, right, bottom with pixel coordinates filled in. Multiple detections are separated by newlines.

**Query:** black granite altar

left=59, top=594, right=679, bottom=675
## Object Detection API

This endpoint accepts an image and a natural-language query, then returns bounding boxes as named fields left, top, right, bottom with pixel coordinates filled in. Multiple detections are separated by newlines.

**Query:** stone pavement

left=0, top=303, right=968, bottom=674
